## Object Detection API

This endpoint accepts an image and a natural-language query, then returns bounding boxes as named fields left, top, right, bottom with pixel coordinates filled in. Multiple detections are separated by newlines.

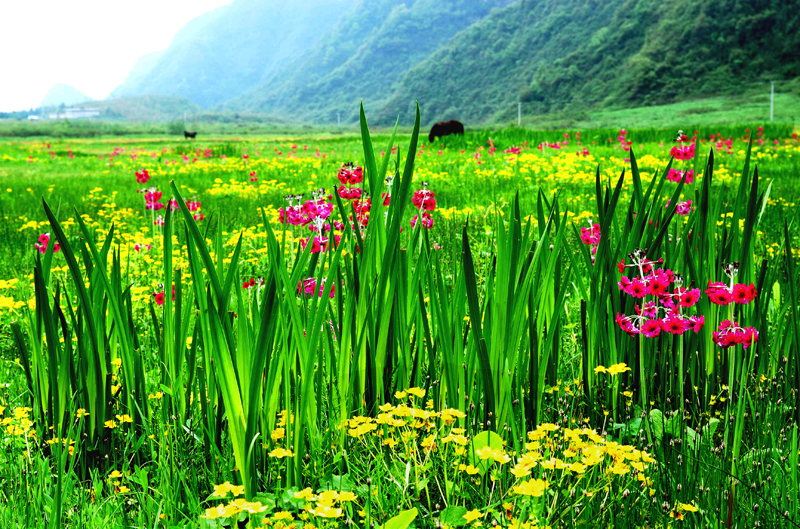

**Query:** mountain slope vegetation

left=226, top=0, right=515, bottom=122
left=117, top=0, right=800, bottom=124
left=529, top=0, right=800, bottom=111
left=375, top=0, right=619, bottom=125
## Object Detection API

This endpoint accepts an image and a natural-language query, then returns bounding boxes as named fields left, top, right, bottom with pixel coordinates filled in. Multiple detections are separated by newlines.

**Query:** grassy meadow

left=0, top=109, right=799, bottom=528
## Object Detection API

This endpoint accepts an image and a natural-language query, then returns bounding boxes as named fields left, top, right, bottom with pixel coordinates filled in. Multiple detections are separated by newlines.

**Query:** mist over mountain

left=110, top=0, right=357, bottom=107
left=113, top=0, right=800, bottom=124
left=40, top=84, right=93, bottom=107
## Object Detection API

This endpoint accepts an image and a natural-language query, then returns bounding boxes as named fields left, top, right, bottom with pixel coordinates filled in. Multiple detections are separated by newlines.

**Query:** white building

left=48, top=107, right=101, bottom=119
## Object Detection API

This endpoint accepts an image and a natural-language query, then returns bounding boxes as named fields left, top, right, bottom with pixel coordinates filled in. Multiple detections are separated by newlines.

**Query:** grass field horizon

left=4, top=90, right=800, bottom=139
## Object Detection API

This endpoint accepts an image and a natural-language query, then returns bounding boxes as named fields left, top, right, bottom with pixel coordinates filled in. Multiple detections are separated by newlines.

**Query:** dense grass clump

left=0, top=107, right=798, bottom=528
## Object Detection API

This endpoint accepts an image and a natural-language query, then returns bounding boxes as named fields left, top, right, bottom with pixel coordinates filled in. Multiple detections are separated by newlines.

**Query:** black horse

left=428, top=120, right=464, bottom=144
left=184, top=131, right=197, bottom=139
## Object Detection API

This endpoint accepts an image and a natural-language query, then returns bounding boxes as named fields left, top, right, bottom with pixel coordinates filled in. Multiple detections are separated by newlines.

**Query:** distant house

left=48, top=107, right=101, bottom=119
left=27, top=115, right=39, bottom=120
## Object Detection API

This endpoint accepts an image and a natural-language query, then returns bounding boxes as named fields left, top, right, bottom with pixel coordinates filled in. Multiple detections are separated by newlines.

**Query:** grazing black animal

left=428, top=120, right=464, bottom=144
left=184, top=131, right=197, bottom=139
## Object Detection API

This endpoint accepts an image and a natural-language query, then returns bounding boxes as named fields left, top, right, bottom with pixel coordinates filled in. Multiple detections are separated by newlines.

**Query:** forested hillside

left=226, top=0, right=514, bottom=122
left=375, top=0, right=618, bottom=124
left=529, top=0, right=800, bottom=111
left=115, top=0, right=800, bottom=124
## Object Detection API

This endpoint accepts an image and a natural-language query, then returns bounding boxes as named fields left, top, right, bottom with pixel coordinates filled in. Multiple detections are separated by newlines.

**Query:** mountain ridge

left=113, top=0, right=800, bottom=124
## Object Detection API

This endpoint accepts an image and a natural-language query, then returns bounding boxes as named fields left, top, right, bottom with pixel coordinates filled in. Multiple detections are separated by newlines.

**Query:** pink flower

left=688, top=315, right=705, bottom=333
left=626, top=280, right=648, bottom=298
left=669, top=144, right=695, bottom=160
left=732, top=283, right=757, bottom=304
left=580, top=224, right=601, bottom=245
left=297, top=277, right=335, bottom=298
left=337, top=163, right=363, bottom=185
left=35, top=233, right=61, bottom=254
left=666, top=169, right=694, bottom=184
left=661, top=316, right=688, bottom=335
left=412, top=188, right=436, bottom=211
left=411, top=212, right=434, bottom=229
left=616, top=313, right=638, bottom=336
left=678, top=288, right=701, bottom=308
left=648, top=275, right=670, bottom=296
left=154, top=291, right=165, bottom=306
left=641, top=319, right=662, bottom=338
left=135, top=168, right=150, bottom=184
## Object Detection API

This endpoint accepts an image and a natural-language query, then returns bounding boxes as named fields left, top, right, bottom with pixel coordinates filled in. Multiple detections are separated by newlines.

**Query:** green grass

left=0, top=113, right=799, bottom=528
left=516, top=93, right=800, bottom=130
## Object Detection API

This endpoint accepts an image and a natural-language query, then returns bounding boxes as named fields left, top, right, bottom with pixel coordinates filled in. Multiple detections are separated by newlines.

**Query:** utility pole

left=770, top=81, right=774, bottom=121
left=518, top=102, right=522, bottom=127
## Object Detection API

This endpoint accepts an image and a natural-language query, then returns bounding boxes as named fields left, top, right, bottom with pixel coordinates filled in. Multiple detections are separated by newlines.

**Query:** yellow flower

left=201, top=504, right=229, bottom=519
left=458, top=464, right=480, bottom=475
left=111, top=358, right=122, bottom=368
left=76, top=409, right=89, bottom=418
left=394, top=391, right=407, bottom=399
left=294, top=487, right=315, bottom=500
left=475, top=446, right=510, bottom=464
left=407, top=387, right=426, bottom=398
left=567, top=462, right=587, bottom=474
left=109, top=470, right=123, bottom=479
left=593, top=365, right=607, bottom=374
left=116, top=414, right=133, bottom=424
left=117, top=485, right=130, bottom=493
left=272, top=511, right=294, bottom=521
left=271, top=427, right=285, bottom=441
left=607, top=363, right=631, bottom=375
left=268, top=447, right=294, bottom=458
left=678, top=502, right=699, bottom=513
left=309, top=504, right=342, bottom=518
left=338, top=491, right=357, bottom=502
left=316, top=490, right=338, bottom=506
left=104, top=420, right=117, bottom=429
left=463, top=509, right=482, bottom=523
left=421, top=434, right=436, bottom=450
left=512, top=479, right=548, bottom=497
left=212, top=481, right=245, bottom=498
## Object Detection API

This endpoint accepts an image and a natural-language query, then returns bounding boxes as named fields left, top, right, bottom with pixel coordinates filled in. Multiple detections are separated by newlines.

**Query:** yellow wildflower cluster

left=1, top=407, right=35, bottom=439
left=593, top=363, right=632, bottom=375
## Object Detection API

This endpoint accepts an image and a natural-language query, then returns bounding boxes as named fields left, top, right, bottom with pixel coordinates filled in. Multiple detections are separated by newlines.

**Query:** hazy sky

left=0, top=0, right=233, bottom=112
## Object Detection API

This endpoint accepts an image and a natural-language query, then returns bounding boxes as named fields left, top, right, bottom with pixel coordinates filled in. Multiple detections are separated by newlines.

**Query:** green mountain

left=111, top=0, right=357, bottom=107
left=116, top=0, right=800, bottom=125
left=376, top=0, right=619, bottom=125
left=528, top=0, right=800, bottom=112
left=225, top=0, right=515, bottom=122
left=40, top=84, right=93, bottom=107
